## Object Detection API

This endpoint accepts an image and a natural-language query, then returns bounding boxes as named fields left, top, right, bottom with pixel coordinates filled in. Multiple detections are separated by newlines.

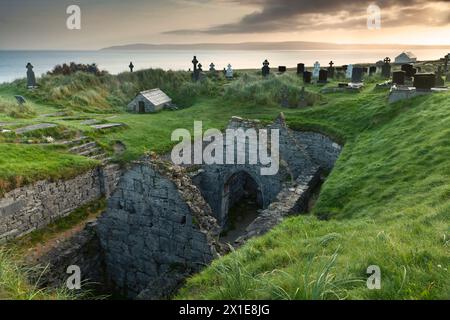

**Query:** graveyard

left=0, top=56, right=449, bottom=300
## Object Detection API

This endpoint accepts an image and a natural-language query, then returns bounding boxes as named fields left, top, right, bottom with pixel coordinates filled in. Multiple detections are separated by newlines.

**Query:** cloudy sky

left=0, top=0, right=449, bottom=49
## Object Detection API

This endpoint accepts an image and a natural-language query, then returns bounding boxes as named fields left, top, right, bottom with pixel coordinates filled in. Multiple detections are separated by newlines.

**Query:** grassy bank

left=177, top=91, right=450, bottom=300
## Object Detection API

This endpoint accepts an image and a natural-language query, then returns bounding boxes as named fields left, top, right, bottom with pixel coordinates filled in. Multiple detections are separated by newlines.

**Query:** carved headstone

left=303, top=71, right=312, bottom=84
left=278, top=66, right=287, bottom=73
left=129, top=62, right=134, bottom=72
left=226, top=64, right=233, bottom=79
left=318, top=69, right=328, bottom=83
left=346, top=64, right=353, bottom=79
left=312, top=61, right=320, bottom=79
left=351, top=67, right=364, bottom=83
left=435, top=66, right=445, bottom=87
left=369, top=66, right=377, bottom=75
left=414, top=73, right=435, bottom=91
left=298, top=86, right=307, bottom=108
left=401, top=64, right=416, bottom=78
left=26, top=63, right=36, bottom=88
left=297, top=63, right=305, bottom=75
left=392, top=71, right=406, bottom=85
left=209, top=63, right=216, bottom=72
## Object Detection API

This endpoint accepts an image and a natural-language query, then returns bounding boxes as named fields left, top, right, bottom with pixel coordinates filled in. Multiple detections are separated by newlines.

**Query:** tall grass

left=0, top=249, right=77, bottom=300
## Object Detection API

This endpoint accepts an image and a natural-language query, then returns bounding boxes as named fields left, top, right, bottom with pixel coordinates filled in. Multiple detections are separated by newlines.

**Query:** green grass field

left=0, top=68, right=449, bottom=299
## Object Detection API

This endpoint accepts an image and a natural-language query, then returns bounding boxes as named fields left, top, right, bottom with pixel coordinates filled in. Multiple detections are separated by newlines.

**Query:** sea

left=0, top=49, right=447, bottom=83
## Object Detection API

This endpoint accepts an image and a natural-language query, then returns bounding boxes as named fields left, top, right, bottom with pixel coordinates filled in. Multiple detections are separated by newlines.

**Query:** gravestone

left=318, top=69, right=328, bottom=83
left=346, top=64, right=353, bottom=79
left=280, top=86, right=289, bottom=108
left=392, top=71, right=406, bottom=85
left=369, top=66, right=377, bottom=75
left=328, top=61, right=335, bottom=78
left=226, top=64, right=233, bottom=79
left=278, top=66, right=287, bottom=73
left=303, top=71, right=312, bottom=84
left=381, top=57, right=391, bottom=78
left=14, top=95, right=26, bottom=105
left=129, top=62, right=134, bottom=72
left=312, top=61, right=320, bottom=79
left=414, top=73, right=435, bottom=91
left=297, top=63, right=305, bottom=75
left=209, top=63, right=216, bottom=72
left=440, top=53, right=449, bottom=73
left=298, top=86, right=307, bottom=108
left=401, top=64, right=416, bottom=78
left=351, top=67, right=364, bottom=83
left=26, top=63, right=36, bottom=88
left=192, top=56, right=199, bottom=81
left=435, top=66, right=445, bottom=87
left=262, top=59, right=270, bottom=77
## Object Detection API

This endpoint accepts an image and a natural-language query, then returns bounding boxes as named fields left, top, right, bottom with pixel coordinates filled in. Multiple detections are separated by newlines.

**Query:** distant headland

left=101, top=41, right=450, bottom=51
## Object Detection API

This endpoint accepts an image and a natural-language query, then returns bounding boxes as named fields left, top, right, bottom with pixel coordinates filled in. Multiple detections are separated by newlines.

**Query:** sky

left=0, top=0, right=449, bottom=50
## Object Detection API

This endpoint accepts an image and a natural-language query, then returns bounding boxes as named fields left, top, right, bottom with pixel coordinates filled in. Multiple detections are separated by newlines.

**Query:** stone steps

left=69, top=141, right=97, bottom=154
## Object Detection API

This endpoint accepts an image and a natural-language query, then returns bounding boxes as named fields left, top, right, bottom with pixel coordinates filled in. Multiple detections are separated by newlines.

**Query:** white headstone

left=226, top=64, right=233, bottom=79
left=312, top=61, right=320, bottom=79
left=346, top=64, right=353, bottom=79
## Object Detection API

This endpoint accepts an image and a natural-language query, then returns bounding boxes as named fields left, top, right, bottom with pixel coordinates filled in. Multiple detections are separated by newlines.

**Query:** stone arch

left=220, top=169, right=264, bottom=227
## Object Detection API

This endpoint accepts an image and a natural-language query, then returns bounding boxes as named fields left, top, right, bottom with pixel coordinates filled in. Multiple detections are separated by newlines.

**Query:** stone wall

left=97, top=160, right=224, bottom=299
left=0, top=164, right=122, bottom=242
left=293, top=131, right=342, bottom=172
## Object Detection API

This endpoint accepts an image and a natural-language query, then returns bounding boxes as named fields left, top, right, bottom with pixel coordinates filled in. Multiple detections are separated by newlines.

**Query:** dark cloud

left=165, top=0, right=450, bottom=34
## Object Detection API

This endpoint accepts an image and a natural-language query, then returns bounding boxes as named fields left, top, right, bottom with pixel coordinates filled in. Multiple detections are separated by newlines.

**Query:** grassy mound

left=177, top=91, right=450, bottom=300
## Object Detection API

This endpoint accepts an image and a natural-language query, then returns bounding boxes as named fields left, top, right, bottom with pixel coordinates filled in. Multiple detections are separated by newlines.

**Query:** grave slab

left=15, top=123, right=57, bottom=134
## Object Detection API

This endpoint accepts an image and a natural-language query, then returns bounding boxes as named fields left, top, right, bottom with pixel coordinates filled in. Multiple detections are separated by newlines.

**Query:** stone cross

left=129, top=62, right=134, bottom=72
left=26, top=62, right=36, bottom=88
left=209, top=63, right=215, bottom=72
left=329, top=61, right=334, bottom=68
left=384, top=57, right=391, bottom=64
left=262, top=59, right=270, bottom=77
left=192, top=56, right=199, bottom=81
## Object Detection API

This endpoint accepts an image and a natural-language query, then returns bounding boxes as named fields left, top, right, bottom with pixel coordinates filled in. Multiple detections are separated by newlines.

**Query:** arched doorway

left=220, top=171, right=263, bottom=242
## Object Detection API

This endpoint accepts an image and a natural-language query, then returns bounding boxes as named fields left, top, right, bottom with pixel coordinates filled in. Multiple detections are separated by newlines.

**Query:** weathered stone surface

left=0, top=165, right=122, bottom=242
left=97, top=159, right=224, bottom=299
left=15, top=123, right=57, bottom=134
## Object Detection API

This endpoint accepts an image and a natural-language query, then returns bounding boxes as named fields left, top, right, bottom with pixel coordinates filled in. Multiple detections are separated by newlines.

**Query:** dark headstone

left=129, top=62, right=134, bottom=72
left=351, top=67, right=364, bottom=83
left=297, top=63, right=305, bottom=75
left=435, top=66, right=445, bottom=87
left=414, top=73, right=436, bottom=91
left=278, top=66, right=287, bottom=73
left=209, top=63, right=216, bottom=72
left=318, top=69, right=328, bottom=83
left=392, top=71, right=405, bottom=85
left=298, top=87, right=307, bottom=108
left=369, top=66, right=377, bottom=75
left=262, top=59, right=270, bottom=77
left=328, top=61, right=335, bottom=78
left=15, top=95, right=26, bottom=105
left=26, top=63, right=36, bottom=88
left=381, top=57, right=391, bottom=78
left=401, top=64, right=416, bottom=78
left=280, top=86, right=289, bottom=108
left=303, top=71, right=312, bottom=84
left=342, top=65, right=348, bottom=72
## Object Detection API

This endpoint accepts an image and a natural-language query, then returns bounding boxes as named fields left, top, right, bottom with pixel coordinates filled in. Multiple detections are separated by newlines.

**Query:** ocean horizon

left=0, top=48, right=447, bottom=83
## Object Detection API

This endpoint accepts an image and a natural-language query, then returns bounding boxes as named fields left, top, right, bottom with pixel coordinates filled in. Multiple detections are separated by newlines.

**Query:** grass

left=0, top=144, right=98, bottom=196
left=177, top=89, right=450, bottom=300
left=0, top=67, right=449, bottom=300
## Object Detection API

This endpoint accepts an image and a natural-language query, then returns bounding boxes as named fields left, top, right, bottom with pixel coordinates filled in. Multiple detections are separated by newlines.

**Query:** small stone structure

left=127, top=89, right=172, bottom=113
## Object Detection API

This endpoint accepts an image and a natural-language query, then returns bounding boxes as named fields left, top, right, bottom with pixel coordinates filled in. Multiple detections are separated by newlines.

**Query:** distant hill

left=101, top=41, right=450, bottom=51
